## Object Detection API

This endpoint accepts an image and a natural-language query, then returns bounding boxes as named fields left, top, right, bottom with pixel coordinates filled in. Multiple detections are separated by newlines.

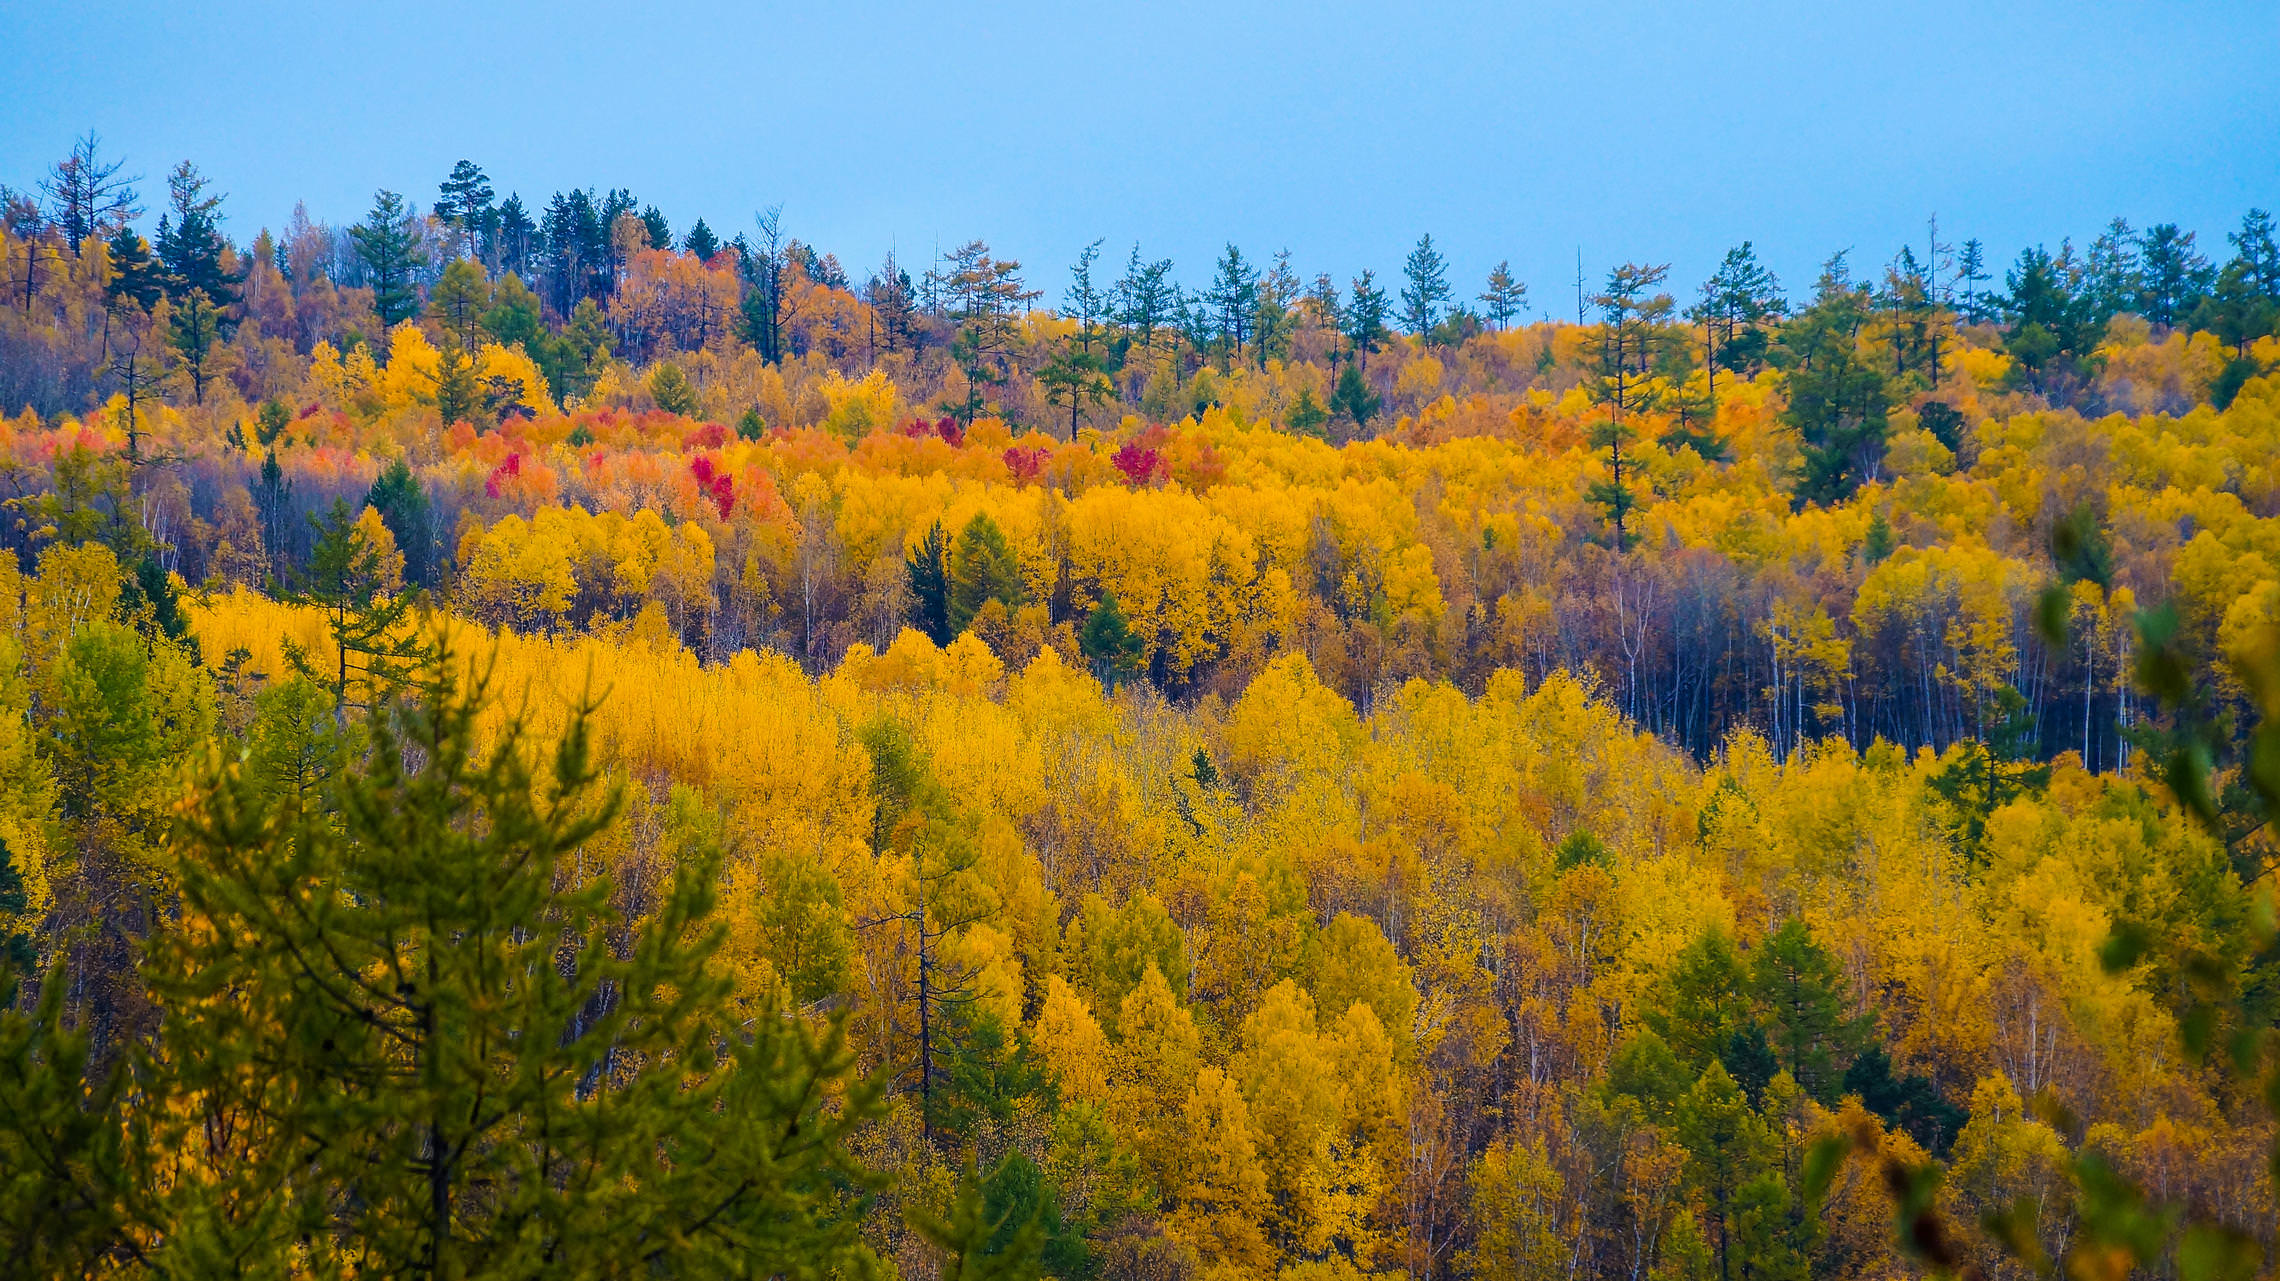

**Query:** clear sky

left=4, top=0, right=2274, bottom=313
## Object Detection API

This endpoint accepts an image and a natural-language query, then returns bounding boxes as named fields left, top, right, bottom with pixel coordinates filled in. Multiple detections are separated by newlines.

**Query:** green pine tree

left=1748, top=918, right=1864, bottom=1104
left=906, top=521, right=952, bottom=645
left=1079, top=592, right=1147, bottom=685
left=946, top=514, right=1024, bottom=636
left=146, top=652, right=885, bottom=1275
left=349, top=189, right=427, bottom=326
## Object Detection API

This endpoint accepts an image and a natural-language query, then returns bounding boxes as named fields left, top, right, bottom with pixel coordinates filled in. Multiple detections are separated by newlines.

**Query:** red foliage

left=1003, top=446, right=1048, bottom=483
left=689, top=454, right=735, bottom=519
left=684, top=421, right=729, bottom=450
left=934, top=416, right=964, bottom=447
left=1111, top=441, right=1165, bottom=486
left=484, top=453, right=523, bottom=499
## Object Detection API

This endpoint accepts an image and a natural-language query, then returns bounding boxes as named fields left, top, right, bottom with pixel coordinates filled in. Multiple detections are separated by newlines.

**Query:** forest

left=1, top=139, right=2278, bottom=1281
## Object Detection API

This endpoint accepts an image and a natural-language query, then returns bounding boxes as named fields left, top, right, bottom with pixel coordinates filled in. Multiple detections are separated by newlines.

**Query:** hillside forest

left=3, top=141, right=2280, bottom=1281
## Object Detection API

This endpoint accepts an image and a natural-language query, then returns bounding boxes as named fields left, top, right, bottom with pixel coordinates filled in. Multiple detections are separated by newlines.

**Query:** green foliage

left=947, top=513, right=1024, bottom=636
left=364, top=457, right=433, bottom=586
left=0, top=964, right=133, bottom=1276
left=1748, top=917, right=1863, bottom=1103
left=479, top=271, right=545, bottom=352
left=649, top=360, right=700, bottom=416
left=431, top=336, right=481, bottom=427
left=1328, top=361, right=1379, bottom=428
left=1401, top=233, right=1453, bottom=336
left=1645, top=928, right=1753, bottom=1069
left=906, top=520, right=952, bottom=645
left=165, top=287, right=224, bottom=407
left=1778, top=257, right=1891, bottom=505
left=1078, top=591, right=1145, bottom=684
left=1286, top=386, right=1330, bottom=437
left=1927, top=686, right=2050, bottom=859
left=288, top=499, right=427, bottom=717
left=427, top=257, right=492, bottom=350
left=750, top=843, right=854, bottom=1007
left=1842, top=1044, right=1964, bottom=1155
left=913, top=1157, right=1048, bottom=1281
left=144, top=652, right=885, bottom=1275
left=349, top=188, right=426, bottom=326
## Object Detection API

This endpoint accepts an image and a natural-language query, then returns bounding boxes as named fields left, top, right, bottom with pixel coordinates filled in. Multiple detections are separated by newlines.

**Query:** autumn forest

left=2, top=139, right=2279, bottom=1281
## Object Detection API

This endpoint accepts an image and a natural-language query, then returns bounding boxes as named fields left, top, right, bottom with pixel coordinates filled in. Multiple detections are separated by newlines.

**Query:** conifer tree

left=146, top=652, right=885, bottom=1276
left=165, top=287, right=224, bottom=407
left=1079, top=591, right=1146, bottom=685
left=1401, top=232, right=1453, bottom=335
left=1479, top=259, right=1528, bottom=329
left=946, top=513, right=1024, bottom=636
left=434, top=160, right=495, bottom=262
left=350, top=189, right=426, bottom=326
left=905, top=521, right=952, bottom=644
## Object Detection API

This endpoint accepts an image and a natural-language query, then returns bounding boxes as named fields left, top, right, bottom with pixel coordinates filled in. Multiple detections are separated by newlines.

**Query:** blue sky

left=4, top=0, right=2274, bottom=313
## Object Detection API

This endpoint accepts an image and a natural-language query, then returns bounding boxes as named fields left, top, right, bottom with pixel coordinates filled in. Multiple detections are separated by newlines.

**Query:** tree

left=913, top=1158, right=1048, bottom=1281
left=1674, top=1061, right=1777, bottom=1281
left=905, top=521, right=952, bottom=645
left=103, top=225, right=162, bottom=313
left=2136, top=222, right=2212, bottom=327
left=432, top=338, right=481, bottom=427
left=648, top=362, right=699, bottom=417
left=683, top=217, right=720, bottom=262
left=1079, top=592, right=1146, bottom=685
left=1927, top=685, right=2049, bottom=859
left=1037, top=345, right=1112, bottom=441
left=1345, top=270, right=1390, bottom=355
left=639, top=204, right=671, bottom=252
left=493, top=193, right=536, bottom=279
left=933, top=241, right=1037, bottom=428
left=364, top=458, right=434, bottom=587
left=434, top=159, right=495, bottom=262
left=1749, top=918, right=1862, bottom=1103
left=166, top=288, right=225, bottom=407
left=2000, top=244, right=2091, bottom=388
left=947, top=513, right=1025, bottom=636
left=2227, top=207, right=2280, bottom=300
left=144, top=651, right=886, bottom=1275
left=1645, top=928, right=1754, bottom=1068
left=2192, top=259, right=2276, bottom=366
left=1585, top=262, right=1673, bottom=547
left=153, top=160, right=240, bottom=308
left=857, top=718, right=992, bottom=1141
left=1953, top=237, right=1993, bottom=324
left=1329, top=361, right=1380, bottom=430
left=41, top=132, right=139, bottom=255
left=0, top=961, right=135, bottom=1275
left=1777, top=255, right=1890, bottom=506
left=736, top=205, right=796, bottom=362
left=1479, top=260, right=1528, bottom=329
left=1691, top=243, right=1785, bottom=400
left=1205, top=244, right=1259, bottom=363
left=864, top=250, right=919, bottom=355
left=1113, top=244, right=1177, bottom=364
left=1841, top=1045, right=1964, bottom=1154
left=427, top=256, right=491, bottom=351
left=480, top=270, right=543, bottom=351
left=2084, top=218, right=2142, bottom=323
left=107, top=306, right=171, bottom=456
left=288, top=499, right=429, bottom=722
left=1039, top=242, right=1116, bottom=437
left=350, top=189, right=427, bottom=326
left=1401, top=233, right=1454, bottom=335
